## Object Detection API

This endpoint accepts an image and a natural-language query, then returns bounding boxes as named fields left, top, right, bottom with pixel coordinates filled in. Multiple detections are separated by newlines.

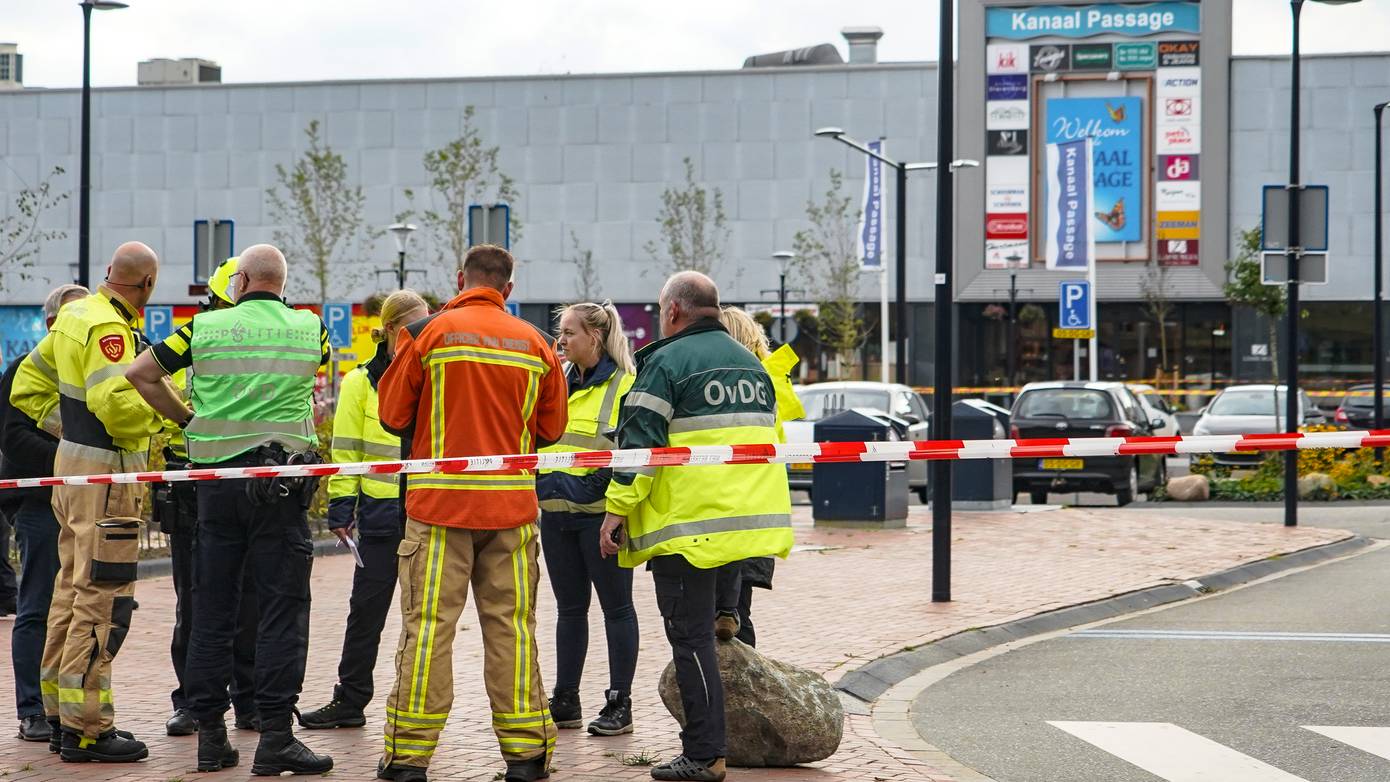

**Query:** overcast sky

left=8, top=0, right=1390, bottom=89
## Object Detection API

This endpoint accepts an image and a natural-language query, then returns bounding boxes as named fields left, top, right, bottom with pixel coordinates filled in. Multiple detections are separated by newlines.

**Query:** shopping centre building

left=0, top=0, right=1386, bottom=390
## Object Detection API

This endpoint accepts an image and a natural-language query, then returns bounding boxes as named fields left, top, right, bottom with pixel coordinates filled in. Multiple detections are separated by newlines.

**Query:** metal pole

left=880, top=268, right=890, bottom=383
left=1284, top=0, right=1303, bottom=528
left=779, top=267, right=788, bottom=344
left=1375, top=101, right=1386, bottom=452
left=895, top=163, right=909, bottom=386
left=930, top=0, right=954, bottom=603
left=397, top=250, right=406, bottom=289
left=1007, top=270, right=1018, bottom=389
left=78, top=3, right=94, bottom=290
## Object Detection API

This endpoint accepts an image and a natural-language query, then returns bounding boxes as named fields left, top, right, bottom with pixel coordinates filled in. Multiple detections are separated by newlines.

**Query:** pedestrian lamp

left=387, top=223, right=417, bottom=290
left=76, top=0, right=128, bottom=291
left=771, top=251, right=794, bottom=344
left=1283, top=0, right=1362, bottom=528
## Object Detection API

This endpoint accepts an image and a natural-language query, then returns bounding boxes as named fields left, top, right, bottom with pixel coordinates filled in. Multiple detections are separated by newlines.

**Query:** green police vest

left=184, top=299, right=321, bottom=464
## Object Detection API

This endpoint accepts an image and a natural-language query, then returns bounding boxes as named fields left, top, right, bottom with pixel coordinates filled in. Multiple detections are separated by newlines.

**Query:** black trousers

left=650, top=555, right=725, bottom=761
left=541, top=519, right=639, bottom=693
left=333, top=532, right=400, bottom=710
left=169, top=524, right=259, bottom=716
left=185, top=473, right=313, bottom=723
left=715, top=563, right=757, bottom=647
left=0, top=510, right=17, bottom=608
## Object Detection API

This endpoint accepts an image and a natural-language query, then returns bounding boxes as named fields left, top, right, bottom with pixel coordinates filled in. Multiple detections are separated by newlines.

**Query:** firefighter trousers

left=382, top=519, right=556, bottom=770
left=41, top=442, right=145, bottom=738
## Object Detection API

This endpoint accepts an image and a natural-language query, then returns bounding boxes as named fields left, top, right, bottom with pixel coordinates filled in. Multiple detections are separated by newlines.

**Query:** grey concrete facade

left=0, top=46, right=1386, bottom=307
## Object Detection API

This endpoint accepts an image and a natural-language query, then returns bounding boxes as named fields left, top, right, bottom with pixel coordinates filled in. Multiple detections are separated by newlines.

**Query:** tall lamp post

left=1374, top=99, right=1388, bottom=443
left=387, top=222, right=417, bottom=289
left=1284, top=0, right=1361, bottom=528
left=77, top=0, right=128, bottom=290
left=812, top=127, right=978, bottom=386
left=771, top=251, right=795, bottom=344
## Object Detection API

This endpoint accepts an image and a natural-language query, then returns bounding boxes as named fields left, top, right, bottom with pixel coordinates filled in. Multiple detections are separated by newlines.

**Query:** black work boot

left=547, top=688, right=582, bottom=729
left=234, top=712, right=261, bottom=732
left=504, top=754, right=550, bottom=782
left=251, top=715, right=333, bottom=776
left=197, top=718, right=239, bottom=772
left=47, top=717, right=61, bottom=753
left=166, top=708, right=198, bottom=736
left=59, top=728, right=149, bottom=763
left=298, top=687, right=366, bottom=729
left=586, top=690, right=633, bottom=736
left=377, top=760, right=430, bottom=781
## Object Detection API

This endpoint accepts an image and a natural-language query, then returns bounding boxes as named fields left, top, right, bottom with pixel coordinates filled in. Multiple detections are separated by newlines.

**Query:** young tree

left=567, top=230, right=600, bottom=302
left=0, top=166, right=68, bottom=290
left=265, top=120, right=374, bottom=304
left=1224, top=226, right=1286, bottom=383
left=644, top=157, right=729, bottom=278
left=401, top=106, right=520, bottom=288
left=1139, top=263, right=1175, bottom=381
left=793, top=170, right=868, bottom=374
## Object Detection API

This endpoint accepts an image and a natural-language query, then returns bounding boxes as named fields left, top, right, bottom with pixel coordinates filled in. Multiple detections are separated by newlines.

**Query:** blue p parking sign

left=324, top=302, right=352, bottom=349
left=143, top=306, right=174, bottom=345
left=1059, top=281, right=1091, bottom=330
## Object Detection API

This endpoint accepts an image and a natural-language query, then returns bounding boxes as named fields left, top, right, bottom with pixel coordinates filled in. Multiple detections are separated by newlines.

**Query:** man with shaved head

left=599, top=271, right=793, bottom=782
left=129, top=243, right=334, bottom=775
left=8, top=242, right=166, bottom=762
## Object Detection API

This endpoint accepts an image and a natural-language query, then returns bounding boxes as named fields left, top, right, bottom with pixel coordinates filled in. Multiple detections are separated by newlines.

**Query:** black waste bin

left=811, top=408, right=909, bottom=528
left=951, top=399, right=1012, bottom=510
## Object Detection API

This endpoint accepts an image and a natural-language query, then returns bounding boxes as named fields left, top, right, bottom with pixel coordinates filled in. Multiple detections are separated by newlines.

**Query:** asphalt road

left=913, top=544, right=1390, bottom=782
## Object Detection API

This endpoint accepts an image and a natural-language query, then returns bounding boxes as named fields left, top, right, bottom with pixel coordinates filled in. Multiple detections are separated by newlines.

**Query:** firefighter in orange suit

left=376, top=244, right=567, bottom=782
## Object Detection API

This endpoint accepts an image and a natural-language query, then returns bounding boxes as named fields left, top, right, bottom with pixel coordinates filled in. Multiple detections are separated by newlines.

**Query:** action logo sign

left=1045, top=96, right=1143, bottom=243
left=99, top=334, right=125, bottom=362
left=1045, top=139, right=1094, bottom=271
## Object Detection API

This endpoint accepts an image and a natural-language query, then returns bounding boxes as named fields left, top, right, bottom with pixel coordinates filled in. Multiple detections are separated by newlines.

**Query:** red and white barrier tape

left=2, top=429, right=1387, bottom=491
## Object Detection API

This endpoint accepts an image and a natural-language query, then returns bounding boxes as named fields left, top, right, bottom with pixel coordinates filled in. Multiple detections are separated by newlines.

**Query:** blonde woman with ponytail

left=537, top=301, right=640, bottom=737
left=300, top=290, right=428, bottom=730
left=712, top=306, right=805, bottom=648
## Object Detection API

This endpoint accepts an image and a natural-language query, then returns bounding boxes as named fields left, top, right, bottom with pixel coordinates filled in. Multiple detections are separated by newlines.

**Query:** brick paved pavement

left=0, top=506, right=1346, bottom=781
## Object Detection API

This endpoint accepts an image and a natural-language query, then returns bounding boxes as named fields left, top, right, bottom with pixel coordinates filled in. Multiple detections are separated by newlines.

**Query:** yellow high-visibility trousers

left=382, top=518, right=556, bottom=770
left=41, top=442, right=144, bottom=738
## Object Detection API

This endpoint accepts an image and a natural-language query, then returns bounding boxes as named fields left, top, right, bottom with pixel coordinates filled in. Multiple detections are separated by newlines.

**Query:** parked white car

left=782, top=381, right=931, bottom=501
left=1128, top=384, right=1180, bottom=437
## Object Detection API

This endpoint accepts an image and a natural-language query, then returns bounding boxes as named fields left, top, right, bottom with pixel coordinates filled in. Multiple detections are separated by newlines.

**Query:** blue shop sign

left=987, top=2, right=1200, bottom=40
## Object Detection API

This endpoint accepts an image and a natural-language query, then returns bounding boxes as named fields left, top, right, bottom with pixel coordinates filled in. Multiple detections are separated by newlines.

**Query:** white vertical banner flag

left=1044, top=138, right=1095, bottom=272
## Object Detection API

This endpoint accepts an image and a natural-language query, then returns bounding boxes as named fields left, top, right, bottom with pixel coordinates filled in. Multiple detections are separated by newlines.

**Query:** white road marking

left=1048, top=721, right=1310, bottom=782
left=1304, top=726, right=1390, bottom=762
left=1069, top=629, right=1390, bottom=643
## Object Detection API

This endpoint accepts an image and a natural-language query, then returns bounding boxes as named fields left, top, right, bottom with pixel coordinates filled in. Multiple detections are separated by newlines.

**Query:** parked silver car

left=782, top=381, right=931, bottom=501
left=1191, top=384, right=1326, bottom=466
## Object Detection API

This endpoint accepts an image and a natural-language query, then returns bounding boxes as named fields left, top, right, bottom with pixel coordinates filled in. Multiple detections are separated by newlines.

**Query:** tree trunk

left=1268, top=318, right=1281, bottom=428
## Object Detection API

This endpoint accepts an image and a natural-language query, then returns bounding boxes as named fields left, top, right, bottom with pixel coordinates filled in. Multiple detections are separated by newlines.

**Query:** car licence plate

left=1040, top=458, right=1084, bottom=470
left=789, top=463, right=813, bottom=472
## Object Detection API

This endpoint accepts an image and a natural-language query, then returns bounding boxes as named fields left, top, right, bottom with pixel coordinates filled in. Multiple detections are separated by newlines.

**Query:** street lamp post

left=812, top=128, right=978, bottom=387
left=772, top=251, right=795, bottom=344
left=77, top=0, right=128, bottom=291
left=1374, top=100, right=1388, bottom=446
left=387, top=222, right=417, bottom=289
left=1284, top=0, right=1362, bottom=528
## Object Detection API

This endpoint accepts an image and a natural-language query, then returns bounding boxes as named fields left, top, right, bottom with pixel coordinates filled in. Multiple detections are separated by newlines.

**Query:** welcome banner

left=1045, top=96, right=1143, bottom=244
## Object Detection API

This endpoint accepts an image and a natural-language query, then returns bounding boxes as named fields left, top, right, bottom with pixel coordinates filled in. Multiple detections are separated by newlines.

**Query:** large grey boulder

left=1165, top=474, right=1209, bottom=502
left=658, top=639, right=843, bottom=767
